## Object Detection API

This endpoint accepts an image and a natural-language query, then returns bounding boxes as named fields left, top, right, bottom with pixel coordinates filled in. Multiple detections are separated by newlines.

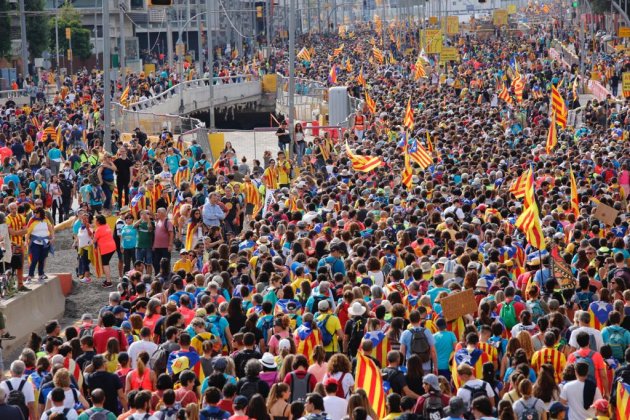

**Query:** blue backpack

left=317, top=315, right=334, bottom=346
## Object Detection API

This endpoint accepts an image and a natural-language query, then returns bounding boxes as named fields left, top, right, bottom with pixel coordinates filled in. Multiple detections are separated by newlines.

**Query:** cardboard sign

left=593, top=201, right=619, bottom=227
left=441, top=289, right=478, bottom=322
left=552, top=257, right=576, bottom=290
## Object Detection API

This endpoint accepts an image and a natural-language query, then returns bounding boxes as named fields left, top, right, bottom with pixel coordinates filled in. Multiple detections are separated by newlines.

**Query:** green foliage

left=52, top=2, right=93, bottom=60
left=0, top=0, right=11, bottom=59
left=25, top=0, right=50, bottom=58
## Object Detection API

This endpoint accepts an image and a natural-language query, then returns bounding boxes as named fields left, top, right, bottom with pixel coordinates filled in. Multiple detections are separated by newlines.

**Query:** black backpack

left=88, top=165, right=101, bottom=185
left=422, top=393, right=445, bottom=420
left=45, top=407, right=71, bottom=420
left=239, top=378, right=260, bottom=400
left=410, top=327, right=431, bottom=363
left=463, top=382, right=489, bottom=403
left=347, top=317, right=366, bottom=357
left=5, top=379, right=28, bottom=420
left=149, top=343, right=170, bottom=375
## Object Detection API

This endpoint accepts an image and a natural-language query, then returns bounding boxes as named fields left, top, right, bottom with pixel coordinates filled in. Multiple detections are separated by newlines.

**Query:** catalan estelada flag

left=328, top=64, right=338, bottom=84
left=616, top=382, right=630, bottom=420
left=451, top=347, right=491, bottom=389
left=401, top=150, right=413, bottom=190
left=588, top=301, right=612, bottom=330
left=551, top=85, right=568, bottom=128
left=297, top=47, right=312, bottom=61
left=407, top=139, right=432, bottom=169
left=357, top=67, right=366, bottom=86
left=355, top=351, right=386, bottom=418
left=364, top=330, right=391, bottom=368
left=294, top=322, right=321, bottom=364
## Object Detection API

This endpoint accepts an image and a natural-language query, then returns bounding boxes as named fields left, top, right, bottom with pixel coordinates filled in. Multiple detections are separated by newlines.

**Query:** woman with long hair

left=500, top=337, right=521, bottom=380
left=516, top=330, right=535, bottom=360
left=93, top=214, right=117, bottom=287
left=533, top=364, right=560, bottom=409
left=405, top=354, right=425, bottom=396
left=125, top=351, right=157, bottom=393
left=323, top=354, right=354, bottom=398
left=512, top=379, right=547, bottom=420
left=267, top=383, right=291, bottom=420
left=103, top=337, right=120, bottom=373
left=25, top=206, right=54, bottom=282
left=307, top=345, right=328, bottom=383
left=143, top=298, right=162, bottom=337
left=354, top=389, right=378, bottom=419
left=226, top=296, right=247, bottom=334
left=498, top=399, right=516, bottom=420
left=294, top=122, right=306, bottom=166
left=247, top=394, right=271, bottom=420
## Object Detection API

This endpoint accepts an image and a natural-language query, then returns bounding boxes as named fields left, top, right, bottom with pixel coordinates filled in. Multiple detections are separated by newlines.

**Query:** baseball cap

left=234, top=395, right=248, bottom=409
left=591, top=399, right=609, bottom=412
left=548, top=402, right=567, bottom=417
left=171, top=356, right=190, bottom=375
left=422, top=374, right=440, bottom=391
left=318, top=299, right=330, bottom=312
left=213, top=357, right=228, bottom=371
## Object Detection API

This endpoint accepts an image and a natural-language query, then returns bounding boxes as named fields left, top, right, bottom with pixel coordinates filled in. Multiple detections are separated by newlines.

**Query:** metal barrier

left=252, top=124, right=345, bottom=162
left=0, top=89, right=27, bottom=99
left=112, top=103, right=204, bottom=134
left=119, top=74, right=261, bottom=111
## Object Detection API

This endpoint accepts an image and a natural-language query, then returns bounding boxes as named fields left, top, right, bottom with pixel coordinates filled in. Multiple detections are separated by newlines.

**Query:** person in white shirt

left=559, top=361, right=602, bottom=420
left=40, top=387, right=79, bottom=420
left=127, top=327, right=158, bottom=368
left=0, top=361, right=37, bottom=420
left=128, top=390, right=158, bottom=420
left=568, top=311, right=604, bottom=351
left=323, top=377, right=348, bottom=420
left=455, top=364, right=495, bottom=410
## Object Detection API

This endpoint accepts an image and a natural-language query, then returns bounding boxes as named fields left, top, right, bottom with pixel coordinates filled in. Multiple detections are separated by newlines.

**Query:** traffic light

left=149, top=0, right=172, bottom=6
left=572, top=1, right=578, bottom=7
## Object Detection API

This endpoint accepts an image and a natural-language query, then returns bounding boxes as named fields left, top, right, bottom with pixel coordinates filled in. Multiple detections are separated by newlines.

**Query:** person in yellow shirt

left=173, top=249, right=193, bottom=272
left=315, top=300, right=343, bottom=357
left=277, top=151, right=292, bottom=188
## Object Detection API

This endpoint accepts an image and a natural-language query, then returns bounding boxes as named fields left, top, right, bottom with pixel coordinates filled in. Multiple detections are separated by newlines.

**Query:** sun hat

left=348, top=301, right=367, bottom=316
left=260, top=352, right=277, bottom=369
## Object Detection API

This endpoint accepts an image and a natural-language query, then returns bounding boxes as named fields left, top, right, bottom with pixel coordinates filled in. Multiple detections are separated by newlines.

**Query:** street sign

left=65, top=27, right=71, bottom=39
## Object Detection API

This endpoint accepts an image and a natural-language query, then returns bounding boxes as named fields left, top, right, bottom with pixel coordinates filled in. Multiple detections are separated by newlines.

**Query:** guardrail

left=120, top=74, right=261, bottom=112
left=0, top=89, right=27, bottom=99
left=112, top=102, right=205, bottom=135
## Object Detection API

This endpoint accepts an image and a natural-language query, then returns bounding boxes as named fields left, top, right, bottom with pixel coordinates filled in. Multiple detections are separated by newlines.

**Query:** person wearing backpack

left=559, top=361, right=603, bottom=420
left=282, top=355, right=317, bottom=403
left=76, top=389, right=116, bottom=420
left=323, top=377, right=348, bottom=420
left=233, top=333, right=262, bottom=379
left=455, top=364, right=494, bottom=412
left=0, top=360, right=36, bottom=420
left=511, top=379, right=547, bottom=420
left=41, top=387, right=78, bottom=420
left=567, top=331, right=610, bottom=399
left=601, top=311, right=630, bottom=363
left=343, top=302, right=368, bottom=358
left=413, top=373, right=449, bottom=419
left=526, top=286, right=549, bottom=324
left=0, top=387, right=24, bottom=419
left=382, top=351, right=419, bottom=398
left=126, top=390, right=158, bottom=420
left=236, top=359, right=270, bottom=400
left=497, top=286, right=526, bottom=332
left=315, top=300, right=343, bottom=358
left=400, top=310, right=437, bottom=374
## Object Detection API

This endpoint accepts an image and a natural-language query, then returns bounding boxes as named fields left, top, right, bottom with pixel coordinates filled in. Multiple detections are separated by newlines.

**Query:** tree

left=25, top=0, right=50, bottom=59
left=52, top=2, right=93, bottom=60
left=0, top=0, right=11, bottom=59
left=590, top=0, right=611, bottom=14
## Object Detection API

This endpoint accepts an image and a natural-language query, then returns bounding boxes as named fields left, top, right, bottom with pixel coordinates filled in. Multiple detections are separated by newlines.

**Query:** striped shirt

left=531, top=347, right=566, bottom=383
left=7, top=213, right=26, bottom=247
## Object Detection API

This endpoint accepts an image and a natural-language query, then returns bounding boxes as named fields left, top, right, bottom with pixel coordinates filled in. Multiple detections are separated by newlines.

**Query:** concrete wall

left=0, top=277, right=65, bottom=354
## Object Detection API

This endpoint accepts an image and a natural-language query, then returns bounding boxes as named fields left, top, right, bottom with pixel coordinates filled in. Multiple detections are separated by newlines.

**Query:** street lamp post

left=206, top=0, right=216, bottom=130
left=104, top=0, right=112, bottom=152
left=288, top=0, right=295, bottom=161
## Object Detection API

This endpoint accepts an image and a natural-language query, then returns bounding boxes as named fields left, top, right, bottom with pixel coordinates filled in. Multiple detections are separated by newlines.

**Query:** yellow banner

left=445, top=16, right=459, bottom=35
left=507, top=4, right=517, bottom=14
left=439, top=47, right=460, bottom=63
left=623, top=72, right=630, bottom=97
left=619, top=27, right=630, bottom=37
left=423, top=29, right=443, bottom=54
left=493, top=9, right=508, bottom=27
left=429, top=16, right=438, bottom=25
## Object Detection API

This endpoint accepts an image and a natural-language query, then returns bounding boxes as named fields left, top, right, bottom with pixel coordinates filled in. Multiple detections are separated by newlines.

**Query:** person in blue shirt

left=4, top=169, right=20, bottom=193
left=433, top=318, right=457, bottom=381
left=47, top=145, right=63, bottom=175
left=28, top=174, right=47, bottom=200
left=317, top=246, right=346, bottom=276
left=399, top=310, right=437, bottom=374
left=426, top=273, right=450, bottom=304
left=193, top=154, right=212, bottom=172
left=120, top=214, right=138, bottom=273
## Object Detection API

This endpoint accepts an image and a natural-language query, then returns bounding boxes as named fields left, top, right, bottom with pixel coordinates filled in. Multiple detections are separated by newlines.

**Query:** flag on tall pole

left=403, top=98, right=414, bottom=131
left=569, top=168, right=580, bottom=218
left=401, top=145, right=413, bottom=190
left=426, top=131, right=434, bottom=153
left=345, top=143, right=383, bottom=172
left=372, top=47, right=384, bottom=64
left=119, top=85, right=130, bottom=108
left=333, top=44, right=345, bottom=57
left=509, top=168, right=530, bottom=199
left=545, top=113, right=558, bottom=154
left=511, top=63, right=525, bottom=103
left=355, top=352, right=386, bottom=419
left=414, top=56, right=427, bottom=80
left=551, top=84, right=568, bottom=128
left=498, top=82, right=513, bottom=106
left=515, top=170, right=546, bottom=250
left=407, top=139, right=433, bottom=169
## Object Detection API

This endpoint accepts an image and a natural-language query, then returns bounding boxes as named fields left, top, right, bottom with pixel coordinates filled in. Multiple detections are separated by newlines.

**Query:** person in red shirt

left=283, top=355, right=318, bottom=395
left=217, top=383, right=237, bottom=415
left=566, top=331, right=610, bottom=398
left=94, top=214, right=118, bottom=287
left=175, top=370, right=199, bottom=407
left=496, top=286, right=527, bottom=320
left=93, top=311, right=128, bottom=353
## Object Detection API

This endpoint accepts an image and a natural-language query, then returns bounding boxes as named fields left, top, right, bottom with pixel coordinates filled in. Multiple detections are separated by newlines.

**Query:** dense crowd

left=0, top=2, right=629, bottom=420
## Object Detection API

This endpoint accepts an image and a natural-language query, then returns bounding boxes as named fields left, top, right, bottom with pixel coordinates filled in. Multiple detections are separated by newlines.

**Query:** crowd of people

left=0, top=2, right=629, bottom=420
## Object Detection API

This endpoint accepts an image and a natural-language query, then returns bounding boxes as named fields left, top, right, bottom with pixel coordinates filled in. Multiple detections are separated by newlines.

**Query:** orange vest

left=354, top=114, right=365, bottom=130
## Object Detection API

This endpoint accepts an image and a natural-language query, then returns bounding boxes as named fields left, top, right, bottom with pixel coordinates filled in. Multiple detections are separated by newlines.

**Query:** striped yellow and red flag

left=185, top=221, right=200, bottom=251
left=545, top=112, right=558, bottom=154
left=357, top=67, right=366, bottom=86
left=617, top=382, right=630, bottom=419
left=333, top=44, right=344, bottom=57
left=531, top=347, right=566, bottom=383
left=355, top=351, right=386, bottom=419
left=498, top=82, right=513, bottom=106
left=345, top=142, right=382, bottom=172
left=515, top=202, right=546, bottom=251
left=287, top=195, right=298, bottom=212
left=569, top=168, right=579, bottom=218
left=407, top=140, right=433, bottom=169
left=509, top=168, right=530, bottom=199
left=173, top=167, right=191, bottom=188
left=364, top=331, right=391, bottom=368
left=365, top=90, right=376, bottom=114
left=119, top=85, right=130, bottom=108
left=345, top=58, right=353, bottom=73
left=294, top=323, right=322, bottom=364
left=426, top=131, right=434, bottom=153
left=297, top=47, right=312, bottom=61
left=372, top=47, right=384, bottom=64
left=511, top=62, right=525, bottom=103
left=243, top=180, right=262, bottom=216
left=403, top=98, right=414, bottom=131
left=414, top=57, right=427, bottom=80
left=401, top=149, right=413, bottom=190
left=550, top=84, right=568, bottom=128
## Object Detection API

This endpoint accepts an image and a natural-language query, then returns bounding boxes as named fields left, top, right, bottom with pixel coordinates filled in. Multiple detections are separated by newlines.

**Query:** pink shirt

left=307, top=362, right=328, bottom=383
left=153, top=218, right=173, bottom=249
left=94, top=224, right=116, bottom=255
